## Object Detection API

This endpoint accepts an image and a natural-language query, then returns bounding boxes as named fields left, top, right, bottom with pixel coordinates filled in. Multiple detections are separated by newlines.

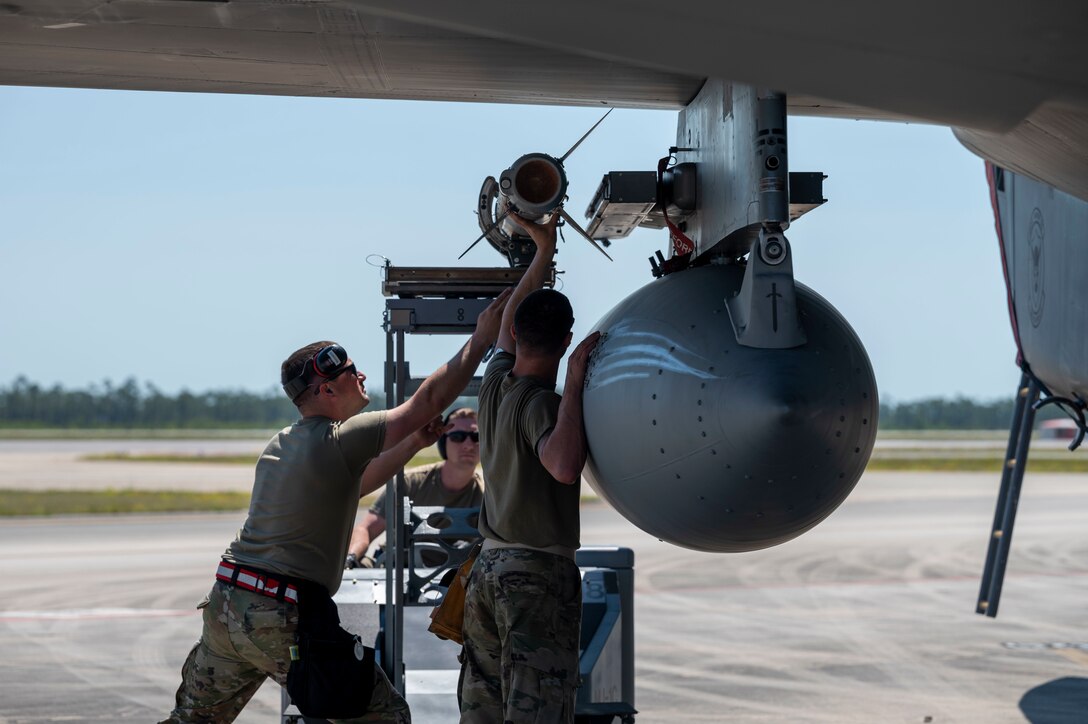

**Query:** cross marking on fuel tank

left=767, top=283, right=781, bottom=332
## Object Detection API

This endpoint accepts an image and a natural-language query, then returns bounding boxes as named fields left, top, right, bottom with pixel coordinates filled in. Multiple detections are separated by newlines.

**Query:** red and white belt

left=216, top=561, right=300, bottom=604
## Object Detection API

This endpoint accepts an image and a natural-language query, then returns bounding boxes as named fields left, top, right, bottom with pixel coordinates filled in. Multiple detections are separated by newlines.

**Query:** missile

left=495, top=153, right=567, bottom=235
left=462, top=110, right=614, bottom=265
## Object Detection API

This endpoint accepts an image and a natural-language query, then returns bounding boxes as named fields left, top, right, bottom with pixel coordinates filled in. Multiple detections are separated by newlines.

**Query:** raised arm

left=496, top=212, right=559, bottom=353
left=382, top=288, right=511, bottom=451
left=359, top=415, right=444, bottom=497
left=537, top=331, right=601, bottom=484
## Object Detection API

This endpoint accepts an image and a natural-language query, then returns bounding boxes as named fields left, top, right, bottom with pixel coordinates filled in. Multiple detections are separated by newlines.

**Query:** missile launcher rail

left=381, top=265, right=555, bottom=298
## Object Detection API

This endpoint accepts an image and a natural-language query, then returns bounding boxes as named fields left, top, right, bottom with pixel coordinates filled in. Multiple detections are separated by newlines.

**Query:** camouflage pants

left=459, top=548, right=581, bottom=724
left=161, top=581, right=410, bottom=723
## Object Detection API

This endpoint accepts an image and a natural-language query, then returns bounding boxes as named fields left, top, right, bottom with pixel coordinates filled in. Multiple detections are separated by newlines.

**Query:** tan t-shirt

left=477, top=352, right=580, bottom=549
left=224, top=411, right=386, bottom=595
left=369, top=462, right=484, bottom=516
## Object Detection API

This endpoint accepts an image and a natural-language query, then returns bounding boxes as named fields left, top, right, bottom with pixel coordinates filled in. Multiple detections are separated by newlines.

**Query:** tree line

left=878, top=395, right=1065, bottom=430
left=0, top=377, right=1067, bottom=430
left=0, top=376, right=386, bottom=429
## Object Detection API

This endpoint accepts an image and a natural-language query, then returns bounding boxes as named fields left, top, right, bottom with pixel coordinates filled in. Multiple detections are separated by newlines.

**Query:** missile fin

left=559, top=207, right=613, bottom=261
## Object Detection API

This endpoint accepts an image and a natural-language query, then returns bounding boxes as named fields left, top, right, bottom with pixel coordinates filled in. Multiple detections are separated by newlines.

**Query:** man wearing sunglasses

left=345, top=407, right=484, bottom=569
left=459, top=212, right=601, bottom=724
left=162, top=289, right=511, bottom=724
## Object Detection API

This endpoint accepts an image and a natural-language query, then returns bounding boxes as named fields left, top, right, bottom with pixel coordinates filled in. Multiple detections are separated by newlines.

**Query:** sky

left=0, top=86, right=1019, bottom=404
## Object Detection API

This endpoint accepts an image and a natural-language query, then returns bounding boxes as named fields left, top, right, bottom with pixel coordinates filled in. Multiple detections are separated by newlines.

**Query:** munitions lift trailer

left=282, top=264, right=636, bottom=723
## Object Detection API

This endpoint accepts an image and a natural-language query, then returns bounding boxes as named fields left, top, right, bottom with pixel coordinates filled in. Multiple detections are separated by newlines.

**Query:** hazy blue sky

left=0, top=86, right=1018, bottom=403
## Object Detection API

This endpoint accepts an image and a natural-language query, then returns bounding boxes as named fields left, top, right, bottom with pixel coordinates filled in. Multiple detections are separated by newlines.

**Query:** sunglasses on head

left=445, top=430, right=479, bottom=443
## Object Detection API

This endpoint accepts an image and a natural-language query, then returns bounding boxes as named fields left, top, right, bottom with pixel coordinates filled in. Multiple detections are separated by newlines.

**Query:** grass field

left=0, top=489, right=255, bottom=516
left=865, top=457, right=1088, bottom=472
left=3, top=430, right=1084, bottom=516
left=79, top=449, right=1087, bottom=473
left=0, top=428, right=280, bottom=440
left=80, top=452, right=446, bottom=467
left=82, top=453, right=260, bottom=464
left=0, top=451, right=442, bottom=516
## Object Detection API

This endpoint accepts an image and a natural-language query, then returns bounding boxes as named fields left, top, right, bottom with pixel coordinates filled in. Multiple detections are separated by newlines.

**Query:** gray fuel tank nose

left=582, top=263, right=879, bottom=553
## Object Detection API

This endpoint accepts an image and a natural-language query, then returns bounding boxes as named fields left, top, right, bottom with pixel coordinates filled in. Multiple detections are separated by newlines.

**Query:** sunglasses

left=311, top=362, right=357, bottom=395
left=445, top=430, right=479, bottom=444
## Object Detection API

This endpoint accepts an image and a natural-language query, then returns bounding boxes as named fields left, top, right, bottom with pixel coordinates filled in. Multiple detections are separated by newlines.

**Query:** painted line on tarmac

left=636, top=567, right=1088, bottom=595
left=0, top=608, right=194, bottom=621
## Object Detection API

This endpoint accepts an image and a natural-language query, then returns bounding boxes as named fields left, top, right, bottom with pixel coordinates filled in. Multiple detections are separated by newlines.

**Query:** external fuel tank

left=583, top=262, right=878, bottom=552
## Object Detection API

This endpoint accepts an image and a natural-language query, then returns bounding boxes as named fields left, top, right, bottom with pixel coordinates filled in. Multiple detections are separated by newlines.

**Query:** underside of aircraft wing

left=0, top=0, right=915, bottom=120
left=2, top=1, right=1085, bottom=197
left=0, top=1, right=700, bottom=109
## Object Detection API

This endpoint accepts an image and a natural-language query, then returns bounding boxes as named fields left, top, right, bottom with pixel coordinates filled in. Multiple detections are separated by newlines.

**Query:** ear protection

left=436, top=410, right=455, bottom=460
left=282, top=344, right=350, bottom=401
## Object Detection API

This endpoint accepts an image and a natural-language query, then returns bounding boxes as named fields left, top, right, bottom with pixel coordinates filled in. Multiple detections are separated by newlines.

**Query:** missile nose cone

left=501, top=153, right=569, bottom=216
left=515, top=158, right=562, bottom=204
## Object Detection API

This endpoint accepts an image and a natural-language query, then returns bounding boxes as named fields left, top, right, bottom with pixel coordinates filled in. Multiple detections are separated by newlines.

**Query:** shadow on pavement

left=1020, top=677, right=1088, bottom=723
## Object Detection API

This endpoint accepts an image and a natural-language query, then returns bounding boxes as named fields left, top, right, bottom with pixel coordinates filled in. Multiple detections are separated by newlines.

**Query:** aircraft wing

left=2, top=1, right=1085, bottom=198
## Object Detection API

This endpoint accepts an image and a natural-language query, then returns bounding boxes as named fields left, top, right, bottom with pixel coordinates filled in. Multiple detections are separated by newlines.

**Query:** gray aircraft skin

left=991, top=168, right=1088, bottom=404
left=1, top=1, right=1084, bottom=200
left=1, top=0, right=1084, bottom=583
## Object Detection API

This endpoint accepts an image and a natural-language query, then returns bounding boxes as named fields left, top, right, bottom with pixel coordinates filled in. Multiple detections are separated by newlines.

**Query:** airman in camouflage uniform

left=459, top=548, right=581, bottom=722
left=161, top=297, right=510, bottom=724
left=460, top=213, right=600, bottom=723
left=162, top=584, right=409, bottom=723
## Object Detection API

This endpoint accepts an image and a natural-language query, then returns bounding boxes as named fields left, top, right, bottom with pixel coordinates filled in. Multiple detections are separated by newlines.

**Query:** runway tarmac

left=2, top=464, right=1087, bottom=723
left=0, top=439, right=265, bottom=492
